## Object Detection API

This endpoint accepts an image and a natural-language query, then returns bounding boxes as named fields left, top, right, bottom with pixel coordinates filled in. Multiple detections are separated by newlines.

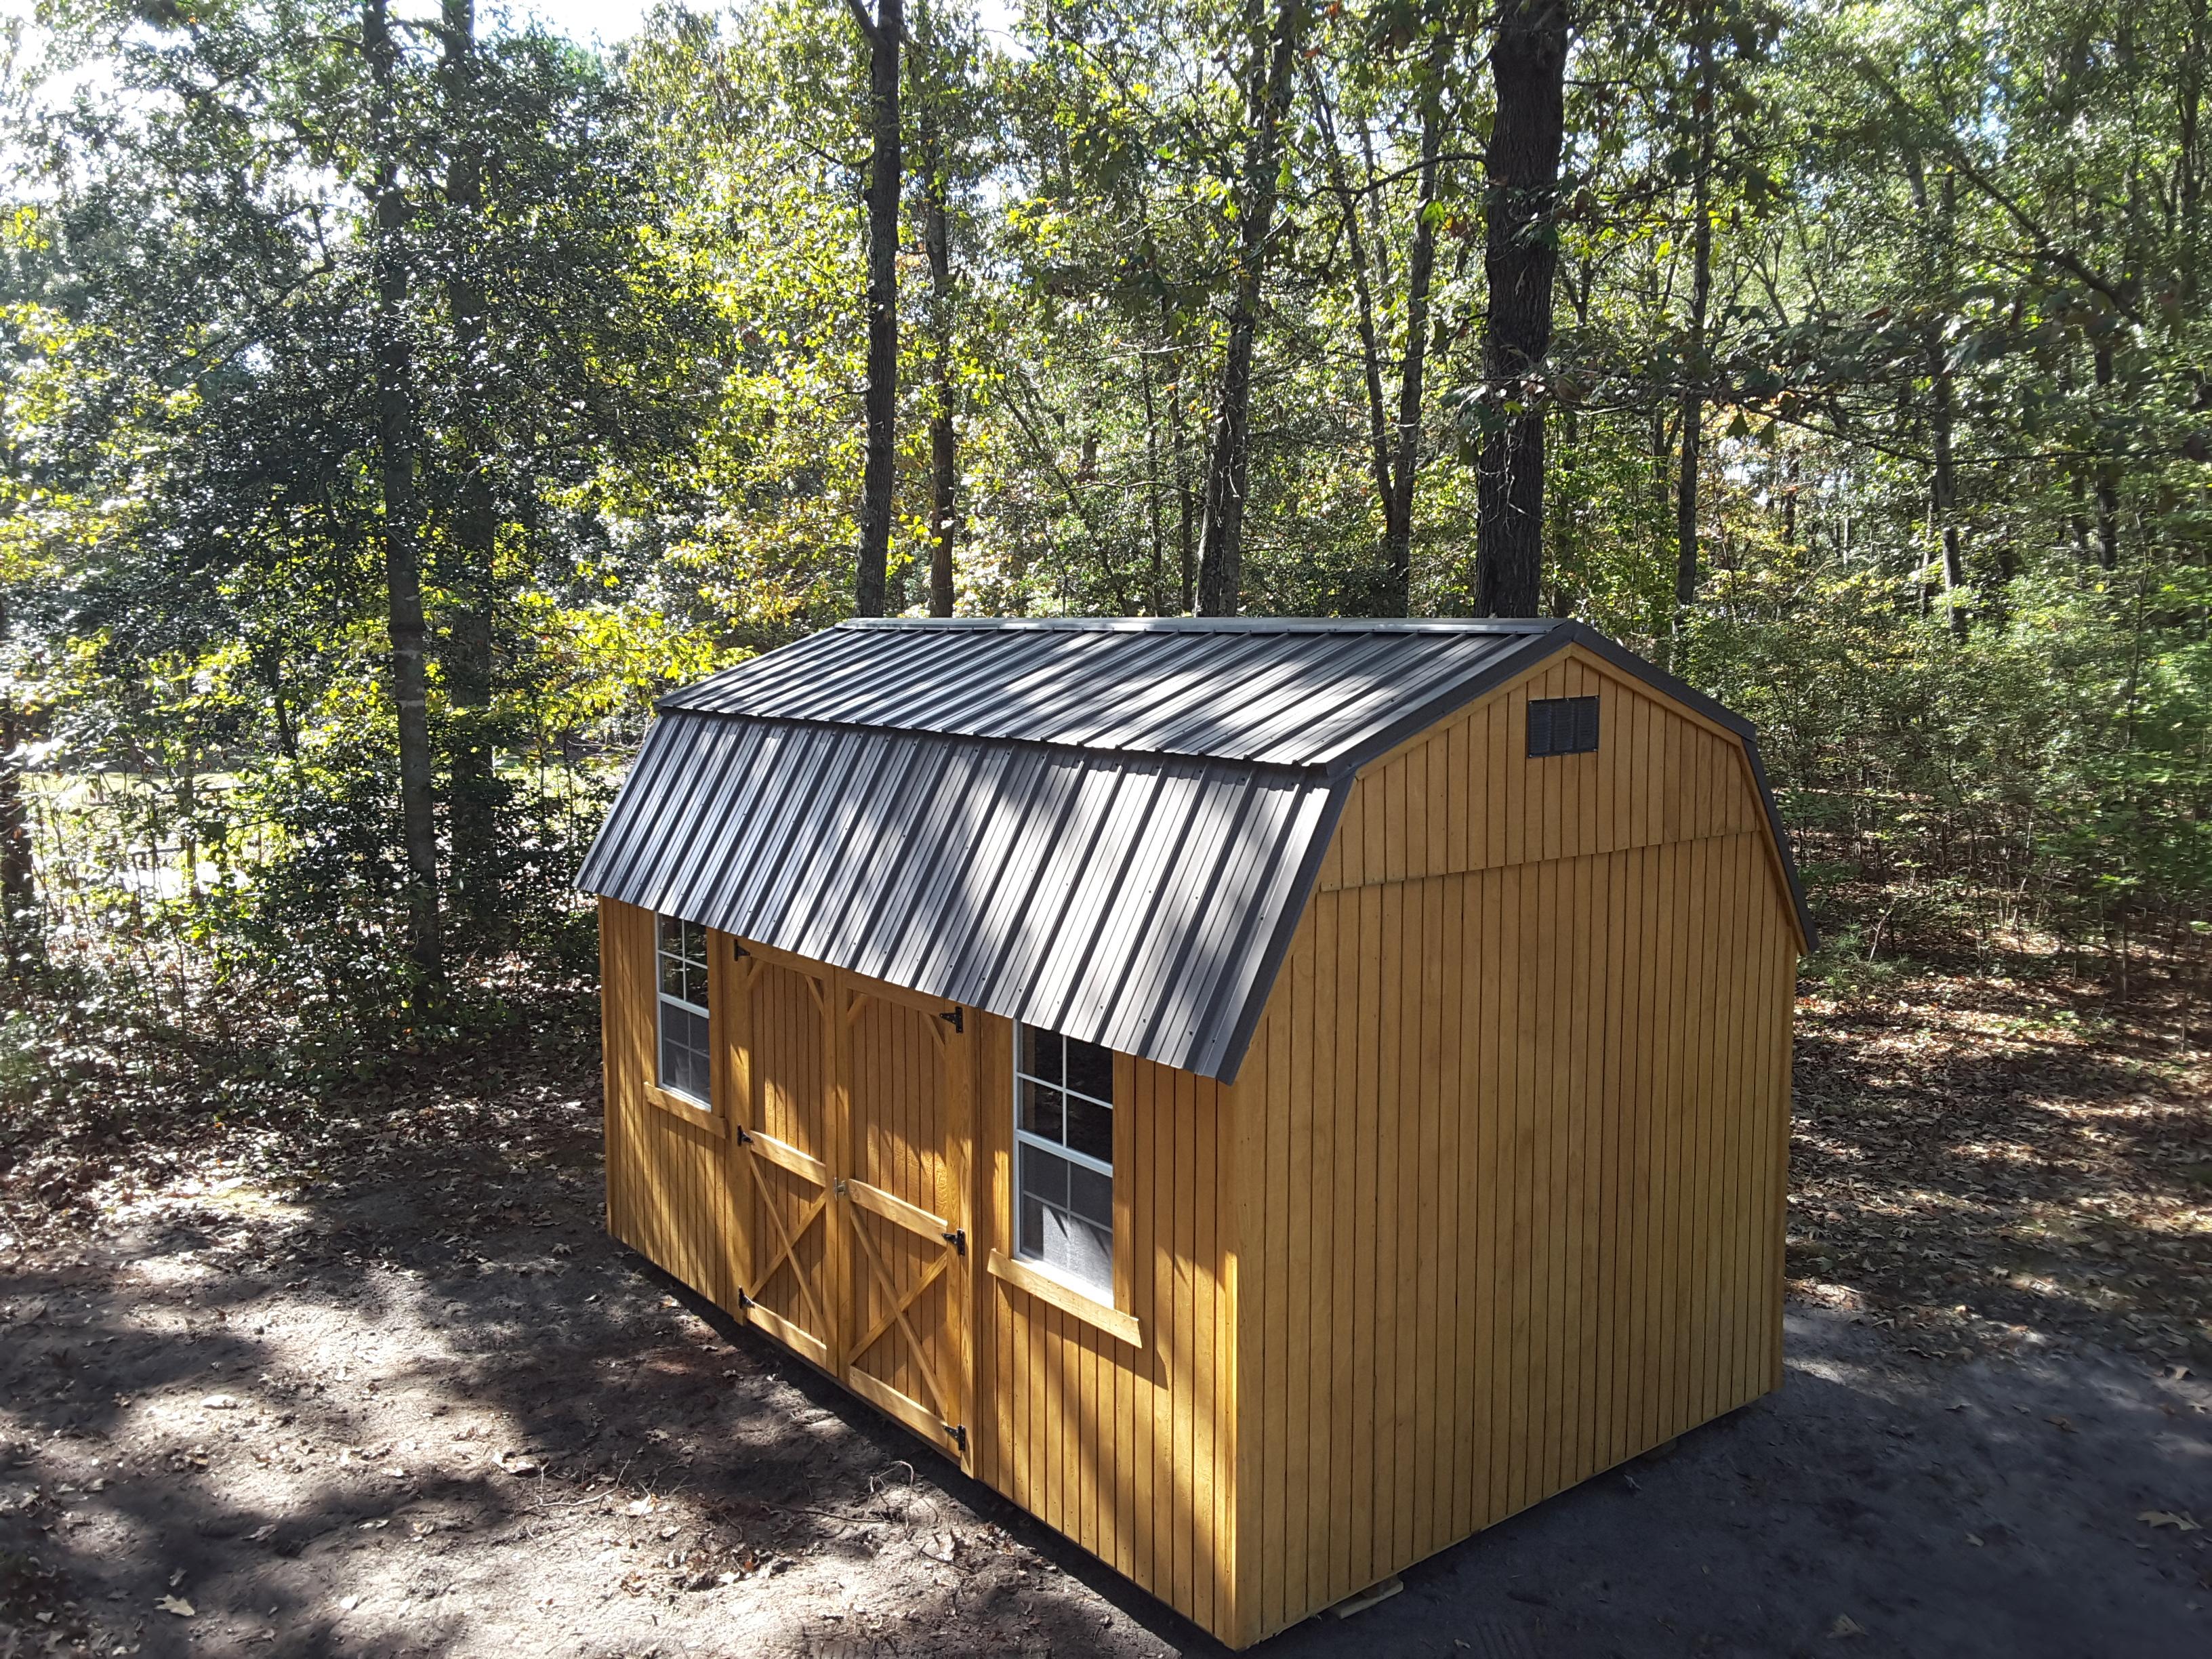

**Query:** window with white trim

left=1013, top=1023, right=1114, bottom=1295
left=655, top=914, right=711, bottom=1103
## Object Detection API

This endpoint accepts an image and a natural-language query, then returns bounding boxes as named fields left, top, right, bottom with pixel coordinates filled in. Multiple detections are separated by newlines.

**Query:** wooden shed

left=576, top=617, right=1813, bottom=1647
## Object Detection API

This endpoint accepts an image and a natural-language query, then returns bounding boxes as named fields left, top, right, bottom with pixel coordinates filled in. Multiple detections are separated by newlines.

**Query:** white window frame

left=654, top=914, right=712, bottom=1106
left=1011, top=1022, right=1115, bottom=1301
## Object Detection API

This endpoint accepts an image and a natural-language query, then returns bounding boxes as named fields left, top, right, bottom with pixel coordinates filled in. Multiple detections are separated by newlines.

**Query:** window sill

left=642, top=1080, right=723, bottom=1139
left=985, top=1248, right=1141, bottom=1349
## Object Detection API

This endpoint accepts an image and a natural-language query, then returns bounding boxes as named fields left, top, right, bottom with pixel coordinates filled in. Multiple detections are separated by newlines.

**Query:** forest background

left=0, top=0, right=2205, bottom=1097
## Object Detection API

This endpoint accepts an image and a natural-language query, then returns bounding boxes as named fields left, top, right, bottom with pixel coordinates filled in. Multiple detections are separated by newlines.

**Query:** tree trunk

left=853, top=0, right=904, bottom=617
left=1382, top=73, right=1445, bottom=613
left=1193, top=0, right=1303, bottom=617
left=367, top=0, right=443, bottom=999
left=1929, top=337, right=1967, bottom=635
left=920, top=102, right=958, bottom=618
left=1673, top=3, right=1715, bottom=622
left=442, top=0, right=500, bottom=938
left=0, top=590, right=33, bottom=970
left=2094, top=344, right=2120, bottom=569
left=1473, top=0, right=1568, bottom=618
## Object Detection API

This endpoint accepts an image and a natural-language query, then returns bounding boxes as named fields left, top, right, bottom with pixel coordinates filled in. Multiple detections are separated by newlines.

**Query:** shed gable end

left=1316, top=650, right=1788, bottom=928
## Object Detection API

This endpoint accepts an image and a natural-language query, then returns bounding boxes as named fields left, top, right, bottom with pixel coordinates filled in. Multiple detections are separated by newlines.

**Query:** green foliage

left=0, top=0, right=2207, bottom=1067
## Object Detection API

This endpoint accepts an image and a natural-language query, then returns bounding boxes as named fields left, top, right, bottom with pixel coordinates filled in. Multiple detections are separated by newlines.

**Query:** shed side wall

left=600, top=897, right=745, bottom=1311
left=1231, top=689, right=1798, bottom=1643
left=970, top=1015, right=1242, bottom=1639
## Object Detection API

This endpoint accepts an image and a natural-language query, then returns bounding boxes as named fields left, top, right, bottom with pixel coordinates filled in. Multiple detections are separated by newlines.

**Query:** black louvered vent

left=1528, top=695, right=1600, bottom=757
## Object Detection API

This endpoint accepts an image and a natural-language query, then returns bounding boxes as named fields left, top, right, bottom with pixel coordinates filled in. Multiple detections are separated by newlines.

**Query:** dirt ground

left=2, top=962, right=2207, bottom=1658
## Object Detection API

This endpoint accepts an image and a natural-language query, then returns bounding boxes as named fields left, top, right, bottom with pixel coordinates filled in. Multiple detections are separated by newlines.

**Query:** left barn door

left=729, top=954, right=840, bottom=1370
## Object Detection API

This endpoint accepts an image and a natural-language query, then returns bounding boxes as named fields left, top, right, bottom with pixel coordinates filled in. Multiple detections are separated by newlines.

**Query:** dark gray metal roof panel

left=581, top=617, right=1816, bottom=1084
left=662, top=616, right=1562, bottom=771
left=577, top=710, right=1338, bottom=1079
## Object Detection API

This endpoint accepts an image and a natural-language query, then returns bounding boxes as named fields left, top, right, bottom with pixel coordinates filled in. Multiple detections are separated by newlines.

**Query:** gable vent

left=1528, top=695, right=1599, bottom=758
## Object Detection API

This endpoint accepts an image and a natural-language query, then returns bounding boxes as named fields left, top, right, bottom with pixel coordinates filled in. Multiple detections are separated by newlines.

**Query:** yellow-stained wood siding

left=1231, top=829, right=1796, bottom=1645
left=969, top=1018, right=1242, bottom=1639
left=598, top=643, right=1799, bottom=1653
left=600, top=899, right=743, bottom=1313
left=1316, top=649, right=1780, bottom=908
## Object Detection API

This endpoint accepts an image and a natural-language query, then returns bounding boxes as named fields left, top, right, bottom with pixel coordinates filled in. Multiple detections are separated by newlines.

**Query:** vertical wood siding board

left=1624, top=846, right=1656, bottom=1455
left=1547, top=856, right=1578, bottom=1498
left=1387, top=874, right=1417, bottom=1568
left=1564, top=852, right=1596, bottom=1488
left=1326, top=891, right=1359, bottom=1601
left=1671, top=838, right=1706, bottom=1440
left=1644, top=844, right=1679, bottom=1452
left=1743, top=895, right=1774, bottom=1398
left=1166, top=1066, right=1193, bottom=1616
left=1363, top=755, right=1389, bottom=886
left=1412, top=873, right=1443, bottom=1558
left=1709, top=839, right=1746, bottom=1414
left=1372, top=878, right=1406, bottom=1576
left=1125, top=1052, right=1152, bottom=1596
left=1587, top=853, right=1620, bottom=1471
left=1646, top=842, right=1679, bottom=1448
left=1282, top=923, right=1317, bottom=1632
left=1192, top=1070, right=1218, bottom=1633
left=1446, top=869, right=1481, bottom=1539
left=1432, top=871, right=1460, bottom=1549
left=1696, top=836, right=1729, bottom=1424
left=1771, top=903, right=1795, bottom=1391
left=1748, top=847, right=1785, bottom=1403
left=1477, top=865, right=1509, bottom=1528
left=1607, top=847, right=1639, bottom=1469
left=1639, top=844, right=1667, bottom=1446
left=1492, top=861, right=1523, bottom=1519
left=1348, top=883, right=1382, bottom=1585
left=1300, top=897, right=1335, bottom=1616
left=1683, top=837, right=1716, bottom=1427
left=1429, top=722, right=1452, bottom=879
left=1263, top=993, right=1295, bottom=1627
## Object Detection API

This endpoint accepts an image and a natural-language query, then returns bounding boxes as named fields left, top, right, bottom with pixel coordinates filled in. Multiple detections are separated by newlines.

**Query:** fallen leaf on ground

left=2045, top=1415, right=2076, bottom=1433
left=247, top=1523, right=278, bottom=1542
left=2139, top=1511, right=2203, bottom=1532
left=339, top=1595, right=359, bottom=1612
left=203, top=1395, right=239, bottom=1410
left=1828, top=1615, right=1864, bottom=1638
left=156, top=1596, right=194, bottom=1618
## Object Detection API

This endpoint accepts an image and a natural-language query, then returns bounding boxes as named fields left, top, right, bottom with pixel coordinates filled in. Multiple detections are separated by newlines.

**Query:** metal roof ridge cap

left=827, top=615, right=1565, bottom=633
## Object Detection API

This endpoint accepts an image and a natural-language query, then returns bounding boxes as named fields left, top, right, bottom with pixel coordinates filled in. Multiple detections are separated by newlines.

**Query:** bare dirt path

left=1, top=966, right=2207, bottom=1658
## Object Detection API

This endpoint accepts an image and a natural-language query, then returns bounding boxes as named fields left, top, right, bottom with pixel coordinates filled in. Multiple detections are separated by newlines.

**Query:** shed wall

left=1231, top=670, right=1799, bottom=1644
left=969, top=1015, right=1243, bottom=1637
left=600, top=898, right=1245, bottom=1638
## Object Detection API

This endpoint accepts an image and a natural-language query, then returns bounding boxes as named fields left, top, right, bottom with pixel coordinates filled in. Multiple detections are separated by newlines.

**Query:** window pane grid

left=655, top=914, right=711, bottom=1104
left=1013, top=1021, right=1113, bottom=1293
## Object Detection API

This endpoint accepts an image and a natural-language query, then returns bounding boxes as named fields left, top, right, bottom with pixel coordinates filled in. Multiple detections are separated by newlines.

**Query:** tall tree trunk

left=1193, top=0, right=1303, bottom=616
left=1929, top=337, right=1967, bottom=635
left=919, top=102, right=958, bottom=618
left=1473, top=0, right=1568, bottom=618
left=1673, top=2, right=1715, bottom=626
left=442, top=0, right=499, bottom=939
left=367, top=0, right=443, bottom=999
left=1164, top=298, right=1195, bottom=611
left=0, top=590, right=33, bottom=970
left=1381, top=70, right=1446, bottom=613
left=852, top=0, right=904, bottom=617
left=2094, top=344, right=2121, bottom=569
left=1140, top=348, right=1168, bottom=615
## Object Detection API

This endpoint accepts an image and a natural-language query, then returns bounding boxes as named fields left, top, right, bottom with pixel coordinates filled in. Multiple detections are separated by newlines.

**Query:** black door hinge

left=733, top=1124, right=754, bottom=1146
left=939, top=1005, right=964, bottom=1033
left=943, top=1422, right=968, bottom=1453
left=735, top=1287, right=752, bottom=1310
left=733, top=940, right=750, bottom=959
left=941, top=1227, right=966, bottom=1256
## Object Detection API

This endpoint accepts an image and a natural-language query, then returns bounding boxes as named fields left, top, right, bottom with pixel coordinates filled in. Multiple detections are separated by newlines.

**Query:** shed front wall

left=598, top=899, right=1244, bottom=1639
left=1229, top=657, right=1799, bottom=1645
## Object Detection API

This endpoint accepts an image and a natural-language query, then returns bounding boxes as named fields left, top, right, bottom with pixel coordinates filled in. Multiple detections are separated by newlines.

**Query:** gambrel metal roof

left=577, top=617, right=1814, bottom=1081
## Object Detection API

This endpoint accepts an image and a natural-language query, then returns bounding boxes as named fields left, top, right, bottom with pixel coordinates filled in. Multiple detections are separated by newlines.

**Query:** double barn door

left=728, top=948, right=973, bottom=1465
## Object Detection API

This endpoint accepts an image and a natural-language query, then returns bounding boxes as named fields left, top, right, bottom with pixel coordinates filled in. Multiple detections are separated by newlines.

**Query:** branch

left=842, top=0, right=879, bottom=45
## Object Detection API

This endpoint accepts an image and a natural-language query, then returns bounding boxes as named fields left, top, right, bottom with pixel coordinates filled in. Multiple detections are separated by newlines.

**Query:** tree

left=1473, top=0, right=1568, bottom=617
left=847, top=0, right=905, bottom=617
left=1194, top=0, right=1305, bottom=616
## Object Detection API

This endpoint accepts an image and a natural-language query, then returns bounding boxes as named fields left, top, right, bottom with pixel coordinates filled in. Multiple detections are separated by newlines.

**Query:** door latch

left=833, top=1178, right=848, bottom=1196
